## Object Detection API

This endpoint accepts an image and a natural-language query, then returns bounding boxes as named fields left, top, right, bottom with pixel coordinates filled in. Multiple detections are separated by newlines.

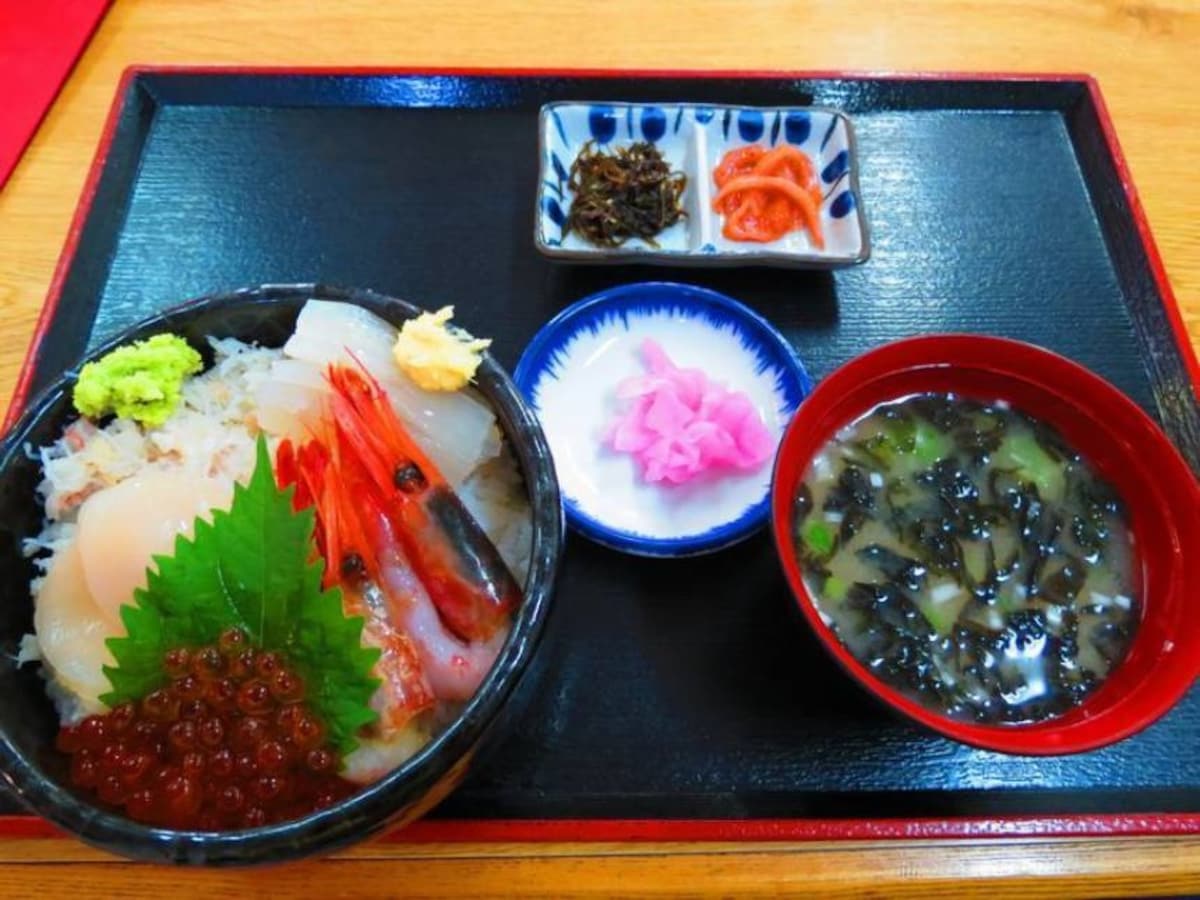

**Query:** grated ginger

left=392, top=306, right=491, bottom=392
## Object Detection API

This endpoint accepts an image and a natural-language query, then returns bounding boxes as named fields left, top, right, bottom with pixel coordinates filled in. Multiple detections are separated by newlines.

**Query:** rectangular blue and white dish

left=535, top=101, right=870, bottom=268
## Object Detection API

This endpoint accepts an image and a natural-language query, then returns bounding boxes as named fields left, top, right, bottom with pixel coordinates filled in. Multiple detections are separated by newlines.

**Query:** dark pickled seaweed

left=564, top=141, right=687, bottom=248
left=794, top=392, right=1138, bottom=725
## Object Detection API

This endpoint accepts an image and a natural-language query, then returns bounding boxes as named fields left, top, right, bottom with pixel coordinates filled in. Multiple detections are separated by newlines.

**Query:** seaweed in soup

left=794, top=392, right=1139, bottom=726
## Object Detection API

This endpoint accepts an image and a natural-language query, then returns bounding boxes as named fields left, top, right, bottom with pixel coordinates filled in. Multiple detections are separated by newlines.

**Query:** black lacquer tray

left=3, top=68, right=1198, bottom=842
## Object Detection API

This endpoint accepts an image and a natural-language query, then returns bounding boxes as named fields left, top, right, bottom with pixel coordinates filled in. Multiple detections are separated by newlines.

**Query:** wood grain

left=0, top=835, right=1198, bottom=899
left=0, top=0, right=1198, bottom=896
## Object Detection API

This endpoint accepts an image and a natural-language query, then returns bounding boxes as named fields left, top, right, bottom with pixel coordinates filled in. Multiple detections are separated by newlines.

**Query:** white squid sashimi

left=342, top=725, right=431, bottom=786
left=32, top=541, right=113, bottom=717
left=254, top=358, right=329, bottom=440
left=457, top=454, right=534, bottom=585
left=282, top=299, right=500, bottom=485
left=75, top=470, right=235, bottom=623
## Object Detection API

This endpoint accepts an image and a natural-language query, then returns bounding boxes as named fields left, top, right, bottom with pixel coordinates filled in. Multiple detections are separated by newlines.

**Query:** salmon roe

left=56, top=628, right=355, bottom=830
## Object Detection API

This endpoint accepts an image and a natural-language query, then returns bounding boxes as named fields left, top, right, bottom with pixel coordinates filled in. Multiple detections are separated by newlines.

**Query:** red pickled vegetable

left=711, top=145, right=825, bottom=247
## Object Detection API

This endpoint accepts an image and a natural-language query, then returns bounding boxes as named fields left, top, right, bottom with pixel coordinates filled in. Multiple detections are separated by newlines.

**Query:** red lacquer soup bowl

left=770, top=334, right=1200, bottom=755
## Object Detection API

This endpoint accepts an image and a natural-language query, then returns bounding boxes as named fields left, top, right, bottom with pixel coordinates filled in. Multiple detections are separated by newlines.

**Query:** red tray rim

left=2, top=812, right=1200, bottom=843
left=2, top=65, right=1197, bottom=844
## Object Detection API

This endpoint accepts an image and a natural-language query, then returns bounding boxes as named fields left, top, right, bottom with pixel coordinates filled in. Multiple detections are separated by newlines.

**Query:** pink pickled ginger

left=604, top=339, right=774, bottom=485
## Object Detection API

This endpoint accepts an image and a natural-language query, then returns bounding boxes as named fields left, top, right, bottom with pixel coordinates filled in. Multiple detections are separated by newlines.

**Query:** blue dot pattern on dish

left=543, top=197, right=566, bottom=227
left=537, top=104, right=867, bottom=262
left=784, top=112, right=812, bottom=145
left=738, top=109, right=765, bottom=142
left=588, top=105, right=617, bottom=143
left=822, top=150, right=849, bottom=184
left=641, top=106, right=667, bottom=143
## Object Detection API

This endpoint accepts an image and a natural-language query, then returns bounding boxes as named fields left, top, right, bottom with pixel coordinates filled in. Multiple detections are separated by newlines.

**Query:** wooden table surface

left=1, top=0, right=1198, bottom=896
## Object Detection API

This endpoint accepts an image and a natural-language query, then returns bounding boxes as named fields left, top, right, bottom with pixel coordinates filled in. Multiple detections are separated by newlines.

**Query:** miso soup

left=793, top=392, right=1139, bottom=725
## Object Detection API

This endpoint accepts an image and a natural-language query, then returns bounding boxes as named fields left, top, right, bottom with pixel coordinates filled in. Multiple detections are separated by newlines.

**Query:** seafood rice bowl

left=0, top=286, right=559, bottom=857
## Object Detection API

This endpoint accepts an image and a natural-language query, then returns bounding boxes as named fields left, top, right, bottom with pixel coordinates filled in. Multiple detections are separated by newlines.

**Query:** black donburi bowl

left=0, top=284, right=563, bottom=865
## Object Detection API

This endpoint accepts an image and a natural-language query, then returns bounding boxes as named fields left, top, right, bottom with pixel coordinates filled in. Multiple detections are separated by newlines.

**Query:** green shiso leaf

left=101, top=437, right=381, bottom=754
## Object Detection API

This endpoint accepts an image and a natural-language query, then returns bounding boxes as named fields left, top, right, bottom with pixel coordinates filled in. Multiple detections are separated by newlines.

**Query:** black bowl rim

left=0, top=283, right=564, bottom=864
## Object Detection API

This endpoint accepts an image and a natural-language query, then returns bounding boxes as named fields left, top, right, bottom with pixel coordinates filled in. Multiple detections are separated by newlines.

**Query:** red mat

left=0, top=0, right=112, bottom=189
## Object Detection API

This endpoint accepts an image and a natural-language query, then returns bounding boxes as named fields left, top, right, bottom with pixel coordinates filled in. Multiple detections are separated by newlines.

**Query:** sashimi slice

left=341, top=725, right=431, bottom=786
left=283, top=300, right=500, bottom=485
left=254, top=358, right=329, bottom=440
left=32, top=541, right=114, bottom=717
left=74, top=470, right=234, bottom=623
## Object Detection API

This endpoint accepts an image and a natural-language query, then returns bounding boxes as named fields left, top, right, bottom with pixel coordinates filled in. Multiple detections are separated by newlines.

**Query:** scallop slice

left=74, top=470, right=235, bottom=624
left=32, top=541, right=113, bottom=716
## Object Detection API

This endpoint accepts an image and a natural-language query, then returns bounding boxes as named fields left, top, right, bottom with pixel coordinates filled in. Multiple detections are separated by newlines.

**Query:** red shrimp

left=276, top=437, right=434, bottom=735
left=358, top=495, right=506, bottom=702
left=324, top=362, right=521, bottom=642
left=275, top=359, right=518, bottom=704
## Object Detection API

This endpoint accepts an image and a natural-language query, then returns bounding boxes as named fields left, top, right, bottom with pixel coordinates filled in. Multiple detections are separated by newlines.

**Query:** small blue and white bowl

left=514, top=282, right=812, bottom=556
left=535, top=102, right=870, bottom=268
